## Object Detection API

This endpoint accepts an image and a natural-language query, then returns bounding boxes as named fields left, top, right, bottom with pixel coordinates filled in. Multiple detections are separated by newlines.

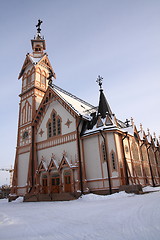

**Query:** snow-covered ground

left=0, top=187, right=160, bottom=240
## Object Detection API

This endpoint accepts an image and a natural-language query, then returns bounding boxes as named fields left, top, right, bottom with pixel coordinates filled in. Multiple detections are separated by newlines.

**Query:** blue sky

left=0, top=0, right=160, bottom=185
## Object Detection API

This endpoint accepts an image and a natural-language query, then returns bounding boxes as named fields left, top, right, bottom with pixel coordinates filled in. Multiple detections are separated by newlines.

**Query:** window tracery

left=47, top=110, right=62, bottom=138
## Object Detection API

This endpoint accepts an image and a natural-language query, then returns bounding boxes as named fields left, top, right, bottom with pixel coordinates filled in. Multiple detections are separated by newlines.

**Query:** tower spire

left=96, top=75, right=112, bottom=118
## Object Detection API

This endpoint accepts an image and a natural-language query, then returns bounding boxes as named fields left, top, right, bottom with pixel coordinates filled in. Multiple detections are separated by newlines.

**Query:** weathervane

left=36, top=19, right=43, bottom=34
left=96, top=75, right=103, bottom=89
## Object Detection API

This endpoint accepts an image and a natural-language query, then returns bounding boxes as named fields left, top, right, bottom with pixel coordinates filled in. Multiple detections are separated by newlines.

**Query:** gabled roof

left=58, top=155, right=77, bottom=170
left=59, top=156, right=71, bottom=170
left=18, top=53, right=55, bottom=79
left=53, top=84, right=96, bottom=116
left=37, top=160, right=48, bottom=172
left=48, top=158, right=59, bottom=170
left=33, top=85, right=96, bottom=126
left=18, top=54, right=34, bottom=79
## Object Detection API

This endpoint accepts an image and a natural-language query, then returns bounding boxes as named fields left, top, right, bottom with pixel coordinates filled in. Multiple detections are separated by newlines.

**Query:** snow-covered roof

left=28, top=55, right=43, bottom=64
left=53, top=84, right=96, bottom=117
left=121, top=126, right=134, bottom=136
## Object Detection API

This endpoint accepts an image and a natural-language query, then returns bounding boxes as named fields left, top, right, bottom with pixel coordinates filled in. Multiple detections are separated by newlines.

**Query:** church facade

left=11, top=23, right=160, bottom=201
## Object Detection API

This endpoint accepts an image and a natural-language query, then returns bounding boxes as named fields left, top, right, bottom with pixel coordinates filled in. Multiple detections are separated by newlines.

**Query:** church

left=11, top=21, right=160, bottom=201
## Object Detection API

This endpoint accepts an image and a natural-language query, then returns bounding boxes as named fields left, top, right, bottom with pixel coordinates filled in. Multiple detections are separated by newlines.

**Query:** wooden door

left=42, top=176, right=48, bottom=194
left=51, top=176, right=60, bottom=193
left=64, top=173, right=72, bottom=192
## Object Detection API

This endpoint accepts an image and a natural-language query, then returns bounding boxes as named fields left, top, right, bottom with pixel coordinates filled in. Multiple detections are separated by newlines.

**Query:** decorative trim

left=65, top=119, right=72, bottom=128
left=39, top=129, right=44, bottom=137
left=37, top=131, right=77, bottom=150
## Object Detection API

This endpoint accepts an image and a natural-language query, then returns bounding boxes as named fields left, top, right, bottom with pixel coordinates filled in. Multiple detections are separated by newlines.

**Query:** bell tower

left=12, top=20, right=56, bottom=196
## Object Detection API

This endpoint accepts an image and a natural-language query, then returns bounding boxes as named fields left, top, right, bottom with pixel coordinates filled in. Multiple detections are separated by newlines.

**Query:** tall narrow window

left=111, top=152, right=116, bottom=170
left=41, top=71, right=46, bottom=87
left=41, top=75, right=46, bottom=85
left=52, top=113, right=56, bottom=136
left=48, top=122, right=52, bottom=138
left=102, top=143, right=107, bottom=162
left=21, top=101, right=31, bottom=125
left=57, top=118, right=61, bottom=135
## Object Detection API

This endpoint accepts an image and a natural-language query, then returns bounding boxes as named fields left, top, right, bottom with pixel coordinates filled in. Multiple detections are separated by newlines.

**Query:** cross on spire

left=96, top=75, right=103, bottom=90
left=47, top=72, right=54, bottom=87
left=125, top=119, right=130, bottom=127
left=97, top=75, right=113, bottom=118
left=36, top=19, right=43, bottom=34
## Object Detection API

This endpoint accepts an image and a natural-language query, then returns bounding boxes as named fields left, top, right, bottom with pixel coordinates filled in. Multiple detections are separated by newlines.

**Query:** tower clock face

left=22, top=131, right=29, bottom=140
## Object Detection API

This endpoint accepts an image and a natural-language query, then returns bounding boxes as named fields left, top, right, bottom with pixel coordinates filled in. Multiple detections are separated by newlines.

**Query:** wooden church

left=11, top=21, right=160, bottom=201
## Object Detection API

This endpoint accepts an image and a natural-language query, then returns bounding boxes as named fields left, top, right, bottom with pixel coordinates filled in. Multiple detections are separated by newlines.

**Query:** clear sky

left=0, top=0, right=160, bottom=185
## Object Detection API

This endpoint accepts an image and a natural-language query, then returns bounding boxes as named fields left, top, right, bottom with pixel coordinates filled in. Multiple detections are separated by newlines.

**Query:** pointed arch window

left=47, top=110, right=62, bottom=138
left=21, top=100, right=31, bottom=125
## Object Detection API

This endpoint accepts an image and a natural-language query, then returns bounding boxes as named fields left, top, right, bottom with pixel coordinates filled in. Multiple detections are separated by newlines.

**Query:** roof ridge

left=53, top=84, right=95, bottom=109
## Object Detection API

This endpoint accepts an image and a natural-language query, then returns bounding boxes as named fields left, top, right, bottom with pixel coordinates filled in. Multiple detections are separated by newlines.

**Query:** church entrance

left=42, top=175, right=48, bottom=194
left=51, top=174, right=60, bottom=193
left=64, top=171, right=72, bottom=192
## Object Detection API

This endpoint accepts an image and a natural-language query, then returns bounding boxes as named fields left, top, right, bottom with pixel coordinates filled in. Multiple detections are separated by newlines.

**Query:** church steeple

left=31, top=19, right=46, bottom=57
left=96, top=75, right=112, bottom=118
